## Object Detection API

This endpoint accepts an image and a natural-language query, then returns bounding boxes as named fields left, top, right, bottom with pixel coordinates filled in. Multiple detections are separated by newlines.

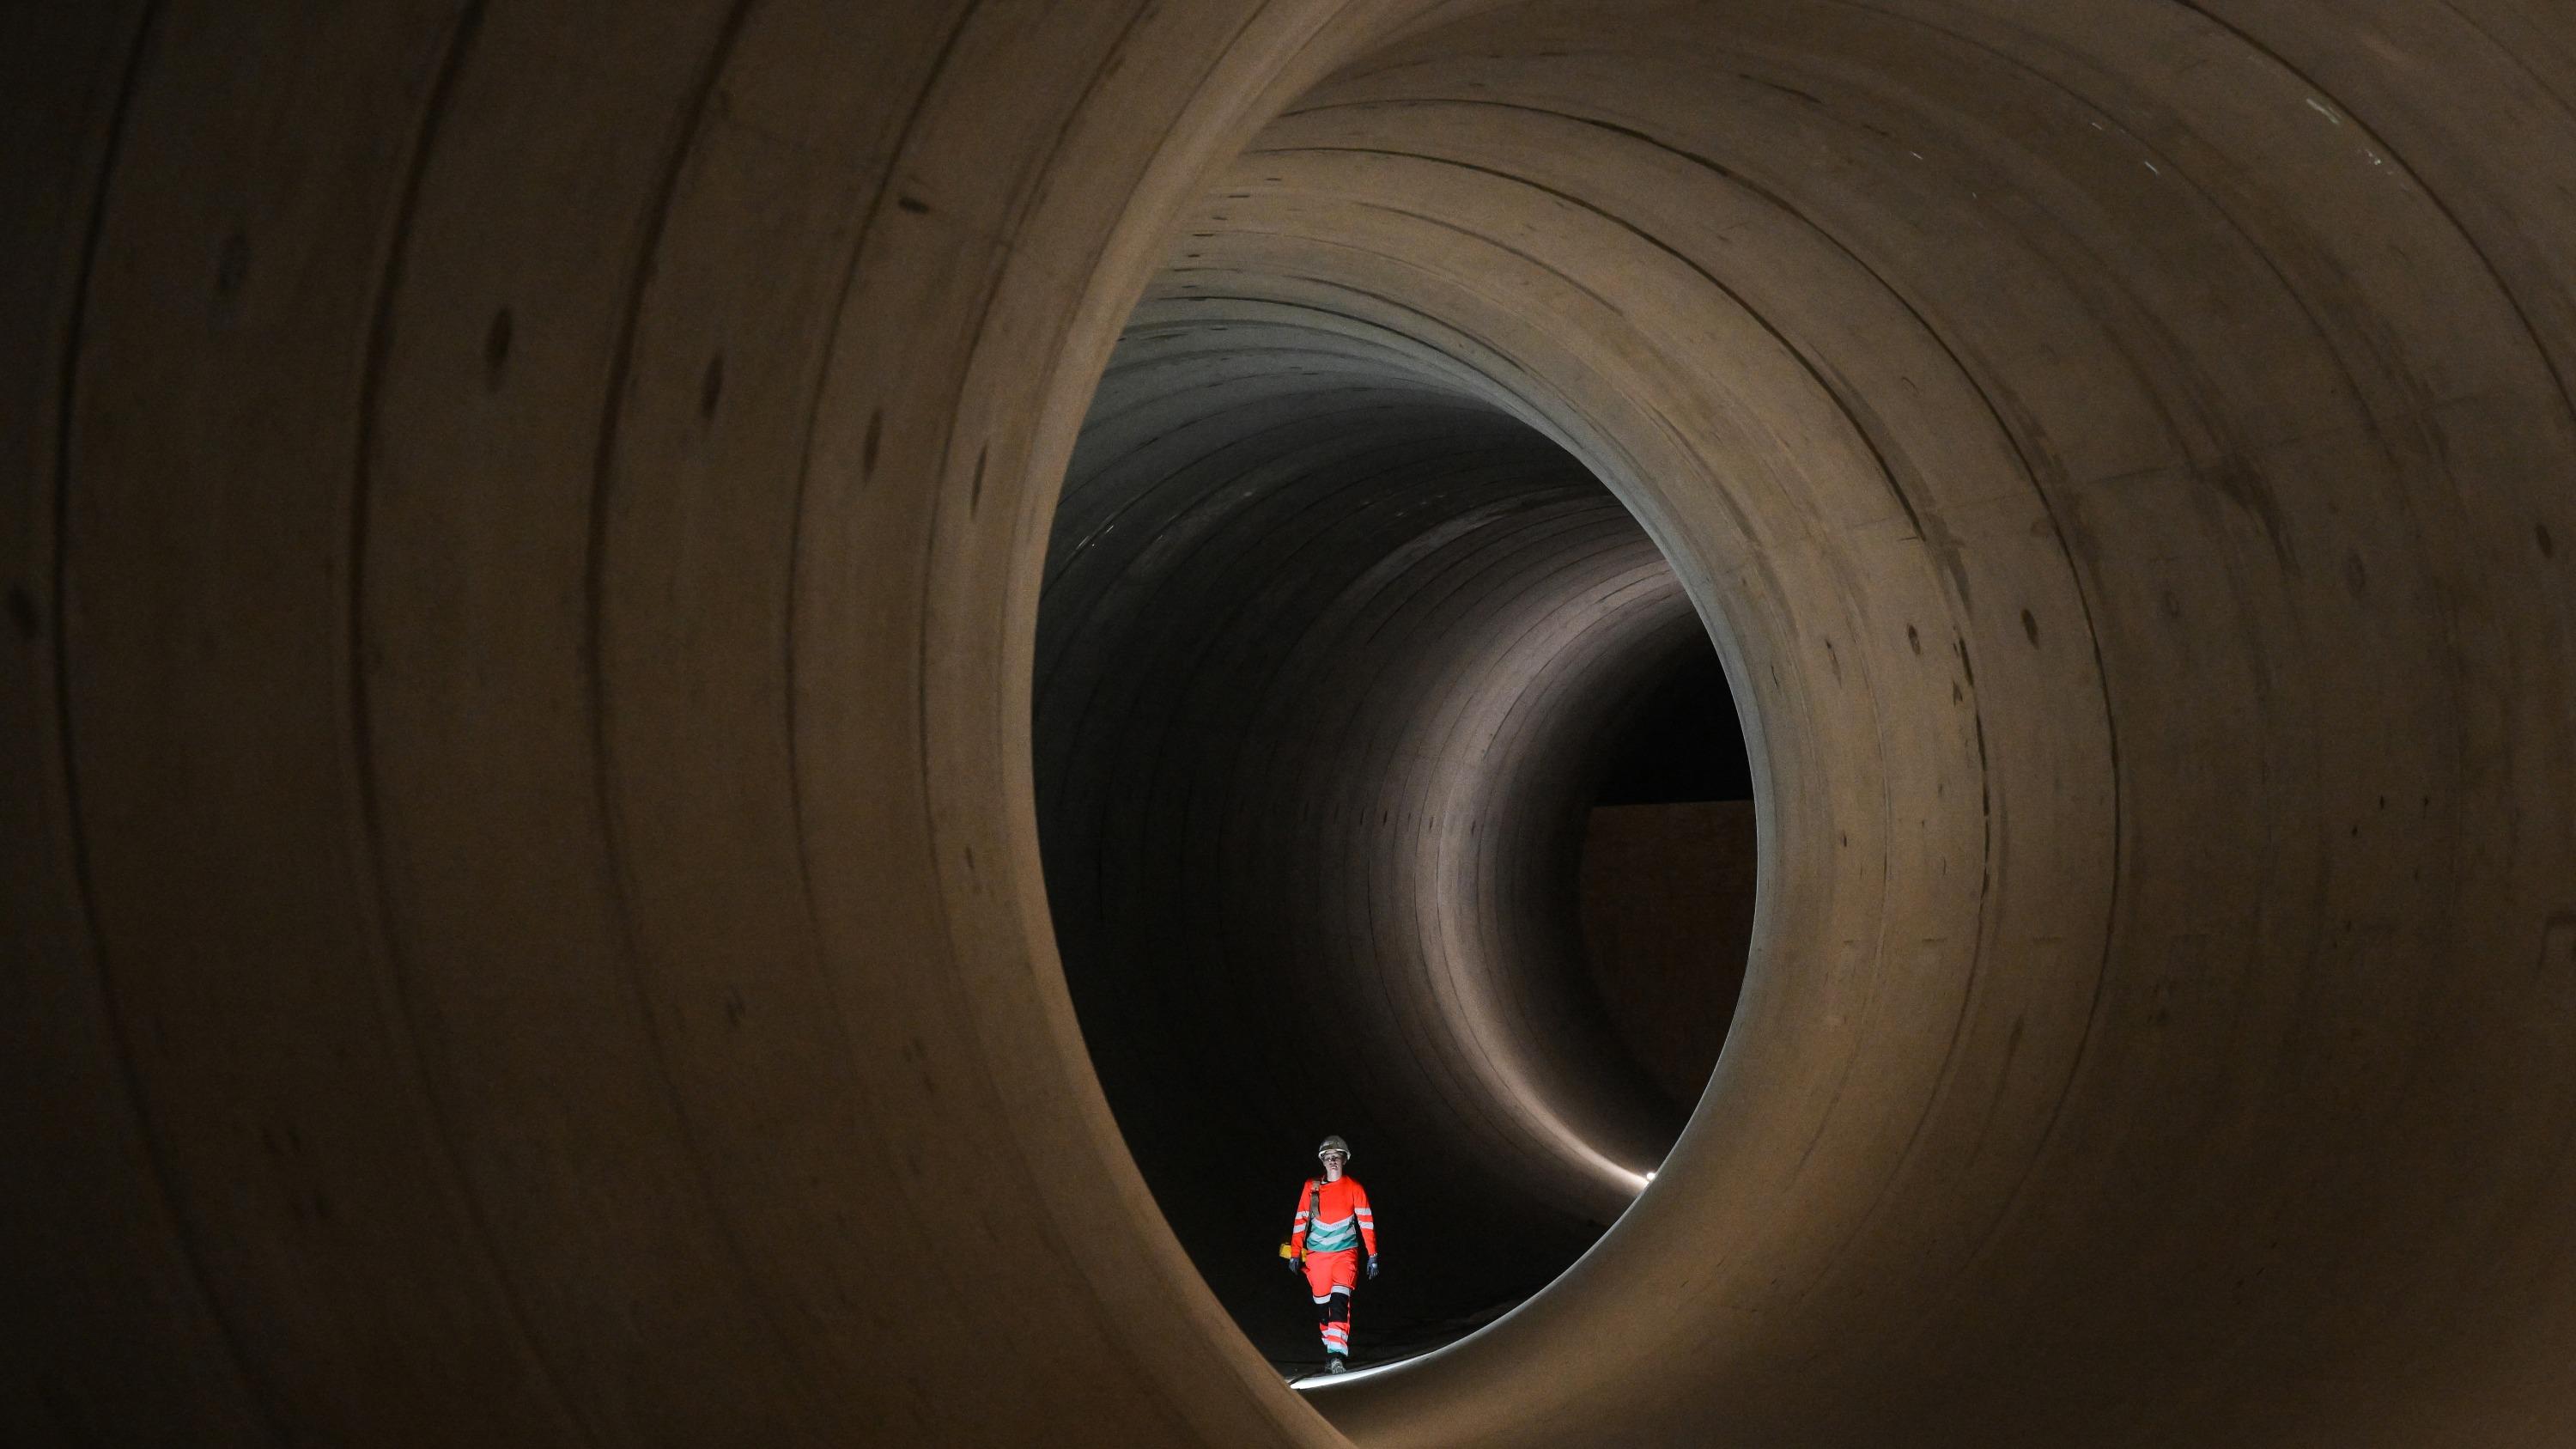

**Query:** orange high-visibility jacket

left=1289, top=1177, right=1376, bottom=1257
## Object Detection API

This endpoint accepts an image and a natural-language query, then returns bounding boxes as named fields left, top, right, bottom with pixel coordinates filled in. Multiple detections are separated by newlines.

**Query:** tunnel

left=5, top=2, right=2575, bottom=1446
left=1032, top=296, right=1755, bottom=1367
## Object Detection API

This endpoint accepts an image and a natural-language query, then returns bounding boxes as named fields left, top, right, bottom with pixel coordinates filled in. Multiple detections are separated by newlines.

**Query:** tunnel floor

left=1267, top=1298, right=1519, bottom=1384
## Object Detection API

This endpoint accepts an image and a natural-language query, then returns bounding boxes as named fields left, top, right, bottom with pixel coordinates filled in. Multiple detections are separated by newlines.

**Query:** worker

left=1285, top=1134, right=1379, bottom=1372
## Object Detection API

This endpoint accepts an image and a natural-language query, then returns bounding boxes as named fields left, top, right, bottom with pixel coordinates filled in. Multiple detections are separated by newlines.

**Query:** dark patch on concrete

left=725, top=988, right=747, bottom=1028
left=2545, top=915, right=2576, bottom=1005
left=2343, top=550, right=2368, bottom=599
left=863, top=408, right=884, bottom=476
left=2020, top=609, right=2038, bottom=646
left=1827, top=362, right=1972, bottom=610
left=2205, top=454, right=2297, bottom=571
left=483, top=307, right=513, bottom=389
left=1906, top=624, right=1921, bottom=654
left=213, top=229, right=250, bottom=310
left=1736, top=71, right=1826, bottom=107
left=896, top=194, right=930, bottom=215
left=2539, top=522, right=2556, bottom=558
left=1823, top=637, right=1839, bottom=680
left=700, top=354, right=724, bottom=419
left=969, top=444, right=988, bottom=514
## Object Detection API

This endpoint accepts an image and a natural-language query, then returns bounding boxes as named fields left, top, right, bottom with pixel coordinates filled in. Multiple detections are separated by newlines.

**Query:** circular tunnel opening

left=1031, top=295, right=1754, bottom=1373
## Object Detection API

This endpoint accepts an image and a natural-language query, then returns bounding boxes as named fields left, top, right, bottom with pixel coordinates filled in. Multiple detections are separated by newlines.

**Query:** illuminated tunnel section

left=1032, top=307, right=1750, bottom=1364
left=8, top=2, right=2576, bottom=1448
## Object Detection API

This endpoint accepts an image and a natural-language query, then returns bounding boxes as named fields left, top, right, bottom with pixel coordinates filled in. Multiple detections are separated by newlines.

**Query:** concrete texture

left=1580, top=801, right=1760, bottom=1109
left=6, top=1, right=2575, bottom=1446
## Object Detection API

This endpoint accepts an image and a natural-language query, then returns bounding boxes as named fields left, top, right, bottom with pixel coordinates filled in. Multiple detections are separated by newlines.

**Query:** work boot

left=1326, top=1355, right=1349, bottom=1374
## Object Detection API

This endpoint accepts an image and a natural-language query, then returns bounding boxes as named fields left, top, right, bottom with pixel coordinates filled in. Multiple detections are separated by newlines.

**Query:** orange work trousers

left=1302, top=1248, right=1359, bottom=1359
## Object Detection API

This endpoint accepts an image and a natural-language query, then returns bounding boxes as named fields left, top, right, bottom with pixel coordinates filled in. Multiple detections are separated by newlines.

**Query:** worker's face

left=1320, top=1151, right=1346, bottom=1181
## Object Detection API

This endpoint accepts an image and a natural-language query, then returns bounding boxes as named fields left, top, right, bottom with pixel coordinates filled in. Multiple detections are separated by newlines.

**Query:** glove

left=1366, top=1254, right=1380, bottom=1280
left=1289, top=1255, right=1306, bottom=1277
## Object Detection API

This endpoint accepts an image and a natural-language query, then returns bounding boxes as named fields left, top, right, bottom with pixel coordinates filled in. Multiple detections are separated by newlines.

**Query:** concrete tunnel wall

left=4, top=1, right=2574, bottom=1446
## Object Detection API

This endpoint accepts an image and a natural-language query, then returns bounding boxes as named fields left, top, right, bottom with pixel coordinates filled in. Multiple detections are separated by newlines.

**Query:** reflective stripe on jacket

left=1289, top=1177, right=1376, bottom=1257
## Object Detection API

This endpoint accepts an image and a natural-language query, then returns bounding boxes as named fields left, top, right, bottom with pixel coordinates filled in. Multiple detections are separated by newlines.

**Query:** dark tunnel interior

left=1032, top=310, right=1754, bottom=1367
left=1591, top=649, right=1753, bottom=808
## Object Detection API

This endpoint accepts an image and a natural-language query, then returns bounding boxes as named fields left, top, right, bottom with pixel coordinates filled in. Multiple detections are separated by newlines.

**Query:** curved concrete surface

left=6, top=3, right=2575, bottom=1446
